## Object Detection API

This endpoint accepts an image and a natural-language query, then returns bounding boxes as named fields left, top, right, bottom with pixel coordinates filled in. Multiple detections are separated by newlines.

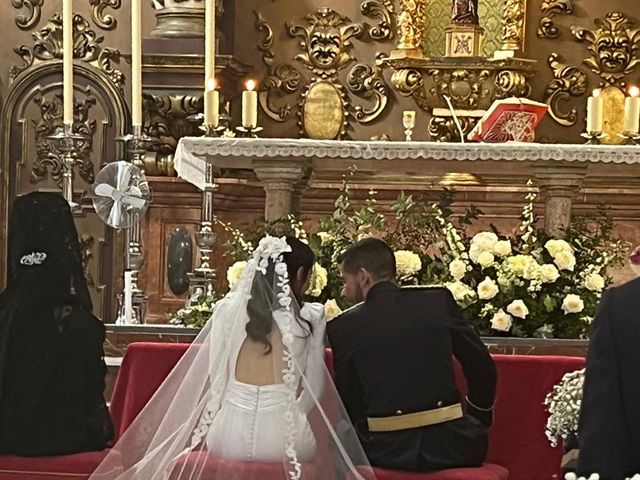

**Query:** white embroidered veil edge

left=90, top=235, right=376, bottom=480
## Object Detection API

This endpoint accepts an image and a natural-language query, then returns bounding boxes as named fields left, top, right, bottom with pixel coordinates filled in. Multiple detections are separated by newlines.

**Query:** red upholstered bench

left=0, top=343, right=585, bottom=480
left=351, top=463, right=509, bottom=480
left=0, top=449, right=114, bottom=480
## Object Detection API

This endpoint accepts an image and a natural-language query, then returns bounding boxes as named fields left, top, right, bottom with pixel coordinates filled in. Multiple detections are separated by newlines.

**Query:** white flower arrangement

left=394, top=250, right=422, bottom=279
left=544, top=368, right=584, bottom=448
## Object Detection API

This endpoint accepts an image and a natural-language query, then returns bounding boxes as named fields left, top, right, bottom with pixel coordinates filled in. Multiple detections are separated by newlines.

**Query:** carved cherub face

left=309, top=26, right=343, bottom=69
left=596, top=33, right=631, bottom=73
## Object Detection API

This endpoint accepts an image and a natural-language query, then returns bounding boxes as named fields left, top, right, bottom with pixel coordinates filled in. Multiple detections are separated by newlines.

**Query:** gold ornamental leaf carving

left=11, top=0, right=43, bottom=30
left=572, top=12, right=640, bottom=85
left=90, top=0, right=122, bottom=31
left=302, top=81, right=345, bottom=140
left=538, top=0, right=573, bottom=39
left=544, top=53, right=588, bottom=126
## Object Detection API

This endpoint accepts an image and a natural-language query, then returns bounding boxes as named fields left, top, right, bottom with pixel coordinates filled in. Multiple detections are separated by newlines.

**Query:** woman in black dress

left=0, top=192, right=113, bottom=456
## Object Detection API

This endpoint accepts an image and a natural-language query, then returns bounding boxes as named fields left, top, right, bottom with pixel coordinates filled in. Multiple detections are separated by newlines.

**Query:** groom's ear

left=357, top=267, right=373, bottom=287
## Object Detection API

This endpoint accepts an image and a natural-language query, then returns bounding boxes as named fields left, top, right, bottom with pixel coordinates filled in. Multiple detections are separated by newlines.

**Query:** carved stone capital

left=253, top=161, right=309, bottom=220
left=534, top=163, right=586, bottom=237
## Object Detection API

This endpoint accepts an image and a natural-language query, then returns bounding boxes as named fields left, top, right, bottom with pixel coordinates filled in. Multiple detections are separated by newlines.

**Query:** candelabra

left=47, top=123, right=86, bottom=211
left=186, top=156, right=218, bottom=305
left=114, top=125, right=155, bottom=324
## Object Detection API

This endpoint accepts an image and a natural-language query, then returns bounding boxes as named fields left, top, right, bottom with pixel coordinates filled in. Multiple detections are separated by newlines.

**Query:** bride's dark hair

left=246, top=236, right=315, bottom=354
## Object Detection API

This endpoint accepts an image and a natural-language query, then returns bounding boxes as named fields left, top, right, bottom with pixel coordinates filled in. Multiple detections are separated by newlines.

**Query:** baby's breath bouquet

left=544, top=369, right=585, bottom=448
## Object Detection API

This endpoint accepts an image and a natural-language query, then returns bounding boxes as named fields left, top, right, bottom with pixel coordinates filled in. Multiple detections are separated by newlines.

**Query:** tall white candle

left=131, top=0, right=142, bottom=127
left=124, top=271, right=133, bottom=324
left=204, top=0, right=216, bottom=124
left=586, top=89, right=603, bottom=133
left=242, top=80, right=258, bottom=129
left=204, top=78, right=219, bottom=126
left=624, top=86, right=640, bottom=134
left=63, top=0, right=74, bottom=126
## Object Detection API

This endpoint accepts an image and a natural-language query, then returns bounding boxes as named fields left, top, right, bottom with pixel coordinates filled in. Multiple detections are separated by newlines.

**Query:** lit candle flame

left=245, top=79, right=257, bottom=91
left=630, top=85, right=640, bottom=97
left=593, top=88, right=601, bottom=97
left=207, top=78, right=217, bottom=91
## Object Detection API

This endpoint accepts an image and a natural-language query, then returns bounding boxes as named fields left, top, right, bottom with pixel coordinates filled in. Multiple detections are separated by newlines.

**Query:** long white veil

left=91, top=236, right=375, bottom=480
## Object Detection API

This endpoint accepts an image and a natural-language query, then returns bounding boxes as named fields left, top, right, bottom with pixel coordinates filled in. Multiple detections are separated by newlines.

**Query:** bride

left=91, top=235, right=374, bottom=480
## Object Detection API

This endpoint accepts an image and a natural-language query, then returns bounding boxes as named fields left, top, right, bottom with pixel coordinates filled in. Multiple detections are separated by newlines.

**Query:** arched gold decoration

left=347, top=64, right=389, bottom=123
left=544, top=53, right=587, bottom=126
left=10, top=12, right=124, bottom=91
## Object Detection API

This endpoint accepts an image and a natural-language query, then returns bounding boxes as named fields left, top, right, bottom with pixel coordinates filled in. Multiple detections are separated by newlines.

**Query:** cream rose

left=446, top=281, right=474, bottom=303
left=523, top=261, right=541, bottom=280
left=226, top=260, right=247, bottom=289
left=506, top=299, right=529, bottom=319
left=493, top=240, right=512, bottom=257
left=584, top=273, right=605, bottom=292
left=449, top=259, right=467, bottom=281
left=395, top=250, right=422, bottom=278
left=540, top=264, right=560, bottom=284
left=545, top=239, right=573, bottom=257
left=477, top=277, right=499, bottom=300
left=478, top=251, right=495, bottom=269
left=554, top=250, right=576, bottom=271
left=471, top=232, right=499, bottom=251
left=469, top=243, right=482, bottom=263
left=562, top=294, right=584, bottom=315
left=507, top=255, right=534, bottom=277
left=490, top=309, right=513, bottom=332
left=324, top=299, right=342, bottom=322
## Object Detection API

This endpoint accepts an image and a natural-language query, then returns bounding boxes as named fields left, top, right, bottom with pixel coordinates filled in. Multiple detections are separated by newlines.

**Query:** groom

left=327, top=238, right=496, bottom=471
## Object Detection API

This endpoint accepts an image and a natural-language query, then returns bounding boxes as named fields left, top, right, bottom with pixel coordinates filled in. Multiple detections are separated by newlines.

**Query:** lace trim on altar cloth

left=176, top=137, right=640, bottom=165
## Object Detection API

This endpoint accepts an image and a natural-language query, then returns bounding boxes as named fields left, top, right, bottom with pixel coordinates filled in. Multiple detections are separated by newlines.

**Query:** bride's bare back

left=235, top=328, right=287, bottom=386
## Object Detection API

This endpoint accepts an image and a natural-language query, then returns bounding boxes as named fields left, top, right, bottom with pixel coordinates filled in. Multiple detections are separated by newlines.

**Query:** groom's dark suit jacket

left=327, top=281, right=496, bottom=471
left=578, top=277, right=640, bottom=480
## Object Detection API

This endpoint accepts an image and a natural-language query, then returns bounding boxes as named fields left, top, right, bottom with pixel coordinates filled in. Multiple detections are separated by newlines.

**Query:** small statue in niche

left=452, top=0, right=479, bottom=25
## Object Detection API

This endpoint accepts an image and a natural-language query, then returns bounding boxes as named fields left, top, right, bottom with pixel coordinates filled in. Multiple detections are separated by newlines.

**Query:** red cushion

left=109, top=342, right=189, bottom=439
left=0, top=449, right=112, bottom=479
left=486, top=355, right=584, bottom=480
left=351, top=463, right=507, bottom=480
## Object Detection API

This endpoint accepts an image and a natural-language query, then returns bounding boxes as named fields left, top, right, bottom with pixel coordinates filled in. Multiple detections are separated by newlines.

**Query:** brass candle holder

left=235, top=125, right=263, bottom=138
left=187, top=113, right=227, bottom=137
left=619, top=131, right=640, bottom=145
left=47, top=123, right=86, bottom=212
left=580, top=131, right=606, bottom=145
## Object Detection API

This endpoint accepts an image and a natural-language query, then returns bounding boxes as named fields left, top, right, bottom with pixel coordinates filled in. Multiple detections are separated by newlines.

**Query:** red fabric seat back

left=110, top=344, right=585, bottom=480
left=486, top=354, right=585, bottom=480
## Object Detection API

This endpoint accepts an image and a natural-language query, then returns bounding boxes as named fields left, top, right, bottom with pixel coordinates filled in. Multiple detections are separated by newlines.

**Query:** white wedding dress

left=89, top=236, right=374, bottom=480
left=205, top=304, right=326, bottom=462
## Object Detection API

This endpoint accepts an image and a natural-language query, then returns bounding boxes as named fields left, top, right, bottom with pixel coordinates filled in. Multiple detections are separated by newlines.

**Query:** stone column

left=534, top=164, right=587, bottom=238
left=253, top=160, right=309, bottom=221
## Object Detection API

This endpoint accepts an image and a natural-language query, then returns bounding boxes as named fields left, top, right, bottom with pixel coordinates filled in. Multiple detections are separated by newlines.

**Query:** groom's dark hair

left=339, top=237, right=396, bottom=281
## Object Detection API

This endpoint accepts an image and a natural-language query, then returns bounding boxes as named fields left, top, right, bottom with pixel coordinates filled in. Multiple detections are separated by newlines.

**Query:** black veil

left=0, top=192, right=109, bottom=455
